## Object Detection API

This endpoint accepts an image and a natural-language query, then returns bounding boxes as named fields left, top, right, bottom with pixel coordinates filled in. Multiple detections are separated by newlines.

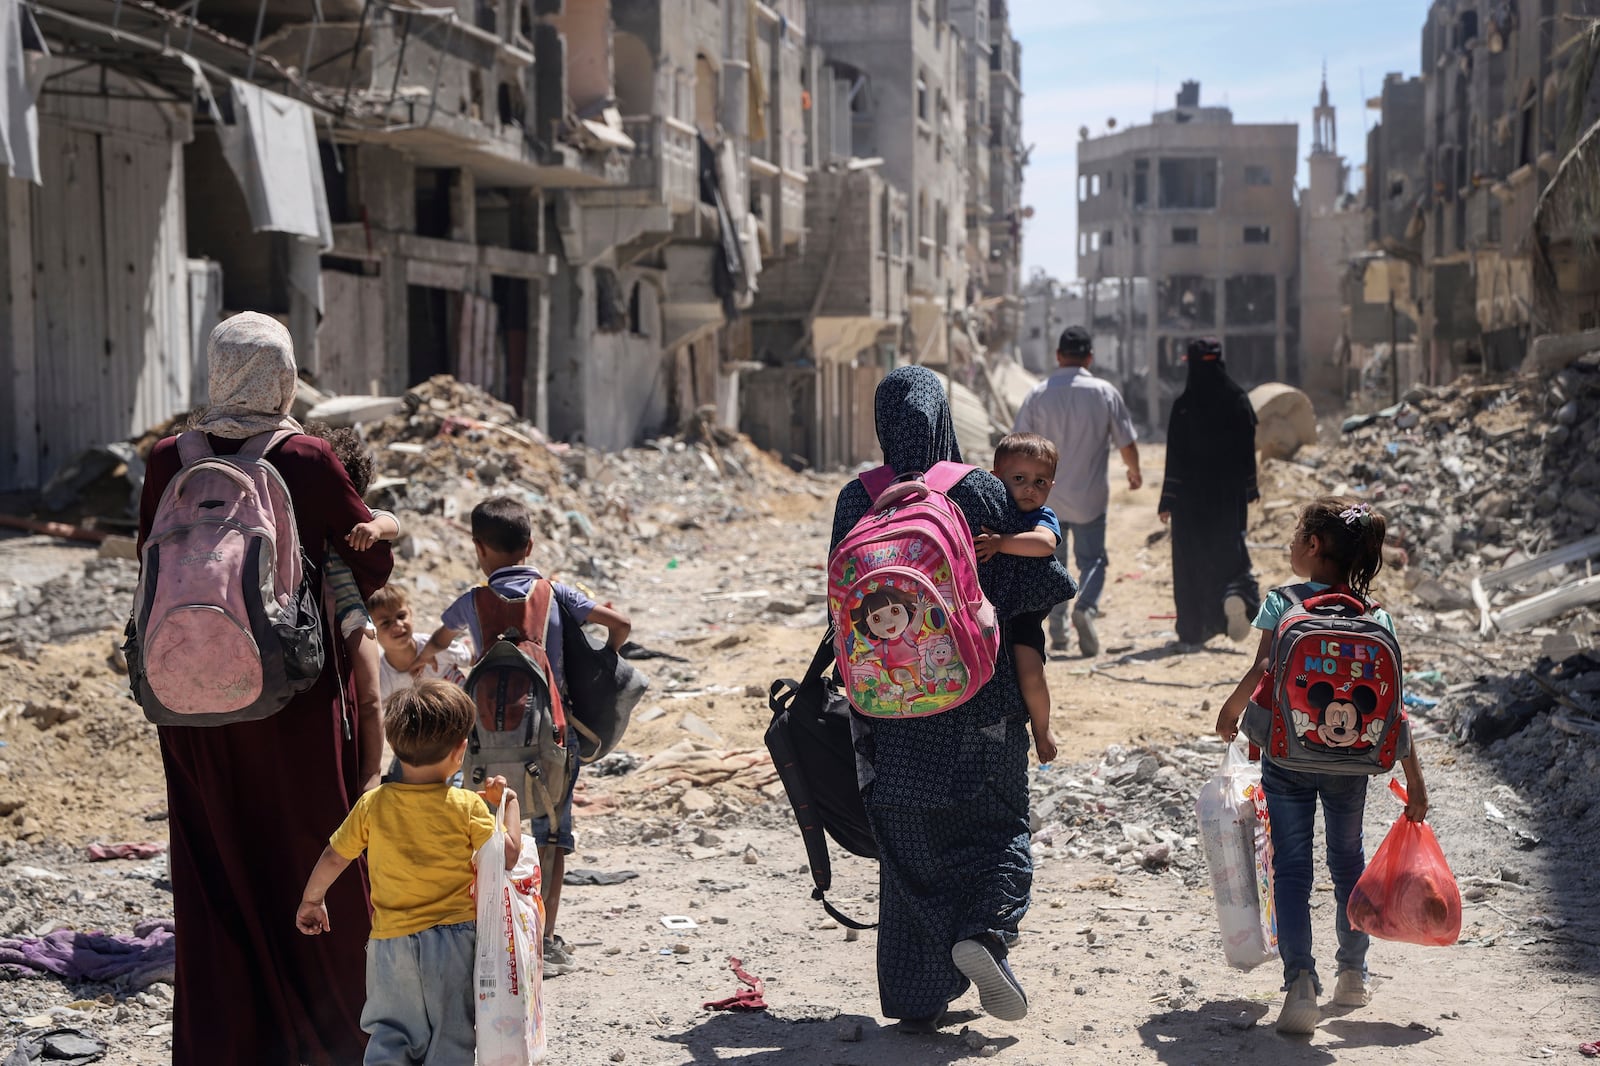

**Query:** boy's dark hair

left=472, top=495, right=533, bottom=554
left=1299, top=496, right=1388, bottom=600
left=303, top=421, right=375, bottom=496
left=994, top=432, right=1059, bottom=473
left=367, top=585, right=408, bottom=616
left=384, top=680, right=475, bottom=766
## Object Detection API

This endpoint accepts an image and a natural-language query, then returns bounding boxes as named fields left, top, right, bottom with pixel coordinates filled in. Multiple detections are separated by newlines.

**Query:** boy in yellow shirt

left=296, top=681, right=521, bottom=1063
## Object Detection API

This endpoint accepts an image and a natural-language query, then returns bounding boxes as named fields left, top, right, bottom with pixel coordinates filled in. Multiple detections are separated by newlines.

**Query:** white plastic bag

left=1195, top=737, right=1278, bottom=970
left=474, top=798, right=546, bottom=1065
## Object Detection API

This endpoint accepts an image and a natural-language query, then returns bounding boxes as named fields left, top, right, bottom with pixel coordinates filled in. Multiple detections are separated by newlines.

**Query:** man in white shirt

left=1012, top=326, right=1142, bottom=656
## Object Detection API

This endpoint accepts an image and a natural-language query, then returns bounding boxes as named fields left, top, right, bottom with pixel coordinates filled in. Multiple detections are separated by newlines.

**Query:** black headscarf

left=1158, top=338, right=1259, bottom=512
left=874, top=365, right=963, bottom=475
left=832, top=366, right=1075, bottom=622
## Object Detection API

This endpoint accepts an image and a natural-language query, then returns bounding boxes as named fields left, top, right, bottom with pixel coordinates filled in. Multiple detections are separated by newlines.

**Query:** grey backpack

left=460, top=581, right=574, bottom=827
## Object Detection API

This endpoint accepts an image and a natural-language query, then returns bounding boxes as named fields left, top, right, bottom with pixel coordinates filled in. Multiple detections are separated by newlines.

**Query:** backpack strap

left=236, top=429, right=299, bottom=463
left=921, top=461, right=976, bottom=495
left=175, top=431, right=214, bottom=467
left=858, top=465, right=896, bottom=502
left=471, top=580, right=555, bottom=648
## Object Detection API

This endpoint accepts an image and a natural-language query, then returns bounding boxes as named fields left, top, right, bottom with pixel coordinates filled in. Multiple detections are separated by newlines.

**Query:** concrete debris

left=1274, top=364, right=1600, bottom=598
left=1248, top=383, right=1318, bottom=460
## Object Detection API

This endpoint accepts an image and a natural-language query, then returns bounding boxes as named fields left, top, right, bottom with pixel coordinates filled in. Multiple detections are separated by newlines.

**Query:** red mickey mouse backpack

left=1240, top=584, right=1411, bottom=774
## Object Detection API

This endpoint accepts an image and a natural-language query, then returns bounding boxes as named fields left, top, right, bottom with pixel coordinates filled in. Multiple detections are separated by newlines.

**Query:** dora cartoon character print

left=840, top=577, right=968, bottom=716
left=851, top=586, right=930, bottom=692
left=826, top=462, right=998, bottom=718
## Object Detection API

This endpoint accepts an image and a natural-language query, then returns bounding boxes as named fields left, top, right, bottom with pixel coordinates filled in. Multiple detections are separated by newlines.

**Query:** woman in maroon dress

left=137, top=313, right=393, bottom=1065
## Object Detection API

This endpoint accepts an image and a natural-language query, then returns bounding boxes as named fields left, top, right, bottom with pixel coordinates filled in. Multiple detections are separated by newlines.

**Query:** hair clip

left=1340, top=502, right=1373, bottom=527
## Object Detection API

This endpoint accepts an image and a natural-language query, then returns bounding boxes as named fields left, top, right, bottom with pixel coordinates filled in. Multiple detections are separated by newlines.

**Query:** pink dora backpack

left=125, top=430, right=326, bottom=726
left=827, top=462, right=998, bottom=719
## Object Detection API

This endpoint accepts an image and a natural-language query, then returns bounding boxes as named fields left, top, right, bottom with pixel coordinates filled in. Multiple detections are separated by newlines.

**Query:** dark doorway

left=408, top=285, right=453, bottom=383
left=493, top=276, right=531, bottom=414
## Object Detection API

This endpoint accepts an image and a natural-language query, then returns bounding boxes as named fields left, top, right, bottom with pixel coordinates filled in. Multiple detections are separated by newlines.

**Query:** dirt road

left=2, top=444, right=1597, bottom=1063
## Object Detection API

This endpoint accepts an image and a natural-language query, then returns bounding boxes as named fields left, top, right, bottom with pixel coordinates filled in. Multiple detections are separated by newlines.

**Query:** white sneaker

left=1275, top=973, right=1320, bottom=1035
left=1332, top=970, right=1371, bottom=1007
left=1223, top=595, right=1251, bottom=642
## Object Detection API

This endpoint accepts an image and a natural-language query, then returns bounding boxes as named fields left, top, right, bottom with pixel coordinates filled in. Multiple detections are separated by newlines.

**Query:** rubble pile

left=363, top=376, right=820, bottom=565
left=1445, top=648, right=1600, bottom=853
left=1029, top=740, right=1213, bottom=884
left=1271, top=356, right=1600, bottom=584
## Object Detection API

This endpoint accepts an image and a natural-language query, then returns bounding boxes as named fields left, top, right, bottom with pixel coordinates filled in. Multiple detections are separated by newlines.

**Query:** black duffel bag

left=765, top=629, right=878, bottom=930
left=560, top=601, right=649, bottom=763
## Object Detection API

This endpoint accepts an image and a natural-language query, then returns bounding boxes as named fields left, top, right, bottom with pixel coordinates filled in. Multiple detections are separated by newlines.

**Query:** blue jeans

left=1262, top=760, right=1370, bottom=992
left=1048, top=513, right=1108, bottom=640
left=362, top=921, right=477, bottom=1065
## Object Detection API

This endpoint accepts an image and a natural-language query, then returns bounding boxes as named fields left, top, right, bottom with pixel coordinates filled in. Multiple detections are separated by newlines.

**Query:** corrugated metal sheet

left=6, top=63, right=194, bottom=491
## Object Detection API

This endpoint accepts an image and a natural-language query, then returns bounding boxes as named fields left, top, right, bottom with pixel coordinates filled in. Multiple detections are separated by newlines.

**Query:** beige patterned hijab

left=193, top=312, right=305, bottom=439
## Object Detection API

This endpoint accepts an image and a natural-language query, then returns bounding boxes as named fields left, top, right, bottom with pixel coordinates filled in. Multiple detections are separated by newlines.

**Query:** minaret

left=1308, top=65, right=1346, bottom=211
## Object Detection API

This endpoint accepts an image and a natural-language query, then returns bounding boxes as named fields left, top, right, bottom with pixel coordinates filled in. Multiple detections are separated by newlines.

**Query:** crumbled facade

left=1076, top=81, right=1300, bottom=426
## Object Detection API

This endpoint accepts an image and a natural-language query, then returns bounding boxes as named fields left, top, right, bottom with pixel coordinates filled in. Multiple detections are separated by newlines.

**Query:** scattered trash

left=702, top=956, right=768, bottom=1012
left=563, top=869, right=640, bottom=886
left=0, top=921, right=176, bottom=989
left=86, top=842, right=166, bottom=862
left=659, top=915, right=698, bottom=931
left=1, top=1027, right=108, bottom=1066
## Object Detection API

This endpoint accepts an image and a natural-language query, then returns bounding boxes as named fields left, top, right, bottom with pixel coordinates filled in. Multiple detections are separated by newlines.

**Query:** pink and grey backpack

left=125, top=430, right=325, bottom=726
left=827, top=462, right=998, bottom=719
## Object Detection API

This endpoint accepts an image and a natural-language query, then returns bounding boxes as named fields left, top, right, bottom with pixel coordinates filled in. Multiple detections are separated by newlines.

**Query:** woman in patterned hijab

left=192, top=312, right=304, bottom=438
left=830, top=366, right=1076, bottom=1031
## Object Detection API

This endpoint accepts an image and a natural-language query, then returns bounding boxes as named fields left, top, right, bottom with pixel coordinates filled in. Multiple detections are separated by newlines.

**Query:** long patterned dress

left=830, top=367, right=1077, bottom=1020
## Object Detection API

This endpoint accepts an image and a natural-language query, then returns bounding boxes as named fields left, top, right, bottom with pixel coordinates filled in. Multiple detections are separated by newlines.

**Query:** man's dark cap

left=1057, top=326, right=1092, bottom=356
left=1187, top=336, right=1223, bottom=361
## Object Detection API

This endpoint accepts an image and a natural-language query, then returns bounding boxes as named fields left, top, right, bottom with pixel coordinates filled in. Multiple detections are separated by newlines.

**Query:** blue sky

left=1012, top=0, right=1428, bottom=283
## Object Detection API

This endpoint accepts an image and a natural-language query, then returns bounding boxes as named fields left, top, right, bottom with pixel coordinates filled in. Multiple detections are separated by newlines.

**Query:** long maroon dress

left=138, top=433, right=393, bottom=1066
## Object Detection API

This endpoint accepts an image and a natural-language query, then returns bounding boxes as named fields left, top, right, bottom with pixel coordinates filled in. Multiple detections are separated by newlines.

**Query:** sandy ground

left=2, top=445, right=1599, bottom=1063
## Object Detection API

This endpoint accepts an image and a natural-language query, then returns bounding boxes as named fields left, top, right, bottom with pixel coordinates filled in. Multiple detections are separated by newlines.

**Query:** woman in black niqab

left=829, top=366, right=1076, bottom=1027
left=1158, top=337, right=1262, bottom=646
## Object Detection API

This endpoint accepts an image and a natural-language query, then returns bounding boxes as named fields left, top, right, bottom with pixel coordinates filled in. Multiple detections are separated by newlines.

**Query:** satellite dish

left=1107, top=117, right=1118, bottom=129
left=1022, top=206, right=1036, bottom=219
left=1079, top=125, right=1089, bottom=141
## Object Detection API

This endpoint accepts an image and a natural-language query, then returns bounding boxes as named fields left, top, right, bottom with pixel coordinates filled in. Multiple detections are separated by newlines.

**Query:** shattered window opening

left=1158, top=157, right=1218, bottom=210
left=1225, top=274, right=1276, bottom=326
left=1157, top=275, right=1215, bottom=328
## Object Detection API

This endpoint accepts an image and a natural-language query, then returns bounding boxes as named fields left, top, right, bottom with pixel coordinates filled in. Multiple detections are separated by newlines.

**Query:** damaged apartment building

left=0, top=0, right=801, bottom=486
left=0, top=0, right=1027, bottom=486
left=1076, top=80, right=1300, bottom=426
left=1325, top=0, right=1600, bottom=404
left=738, top=0, right=1026, bottom=468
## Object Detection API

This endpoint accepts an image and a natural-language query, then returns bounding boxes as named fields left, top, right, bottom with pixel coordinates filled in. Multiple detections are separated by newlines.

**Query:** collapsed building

left=0, top=0, right=1029, bottom=489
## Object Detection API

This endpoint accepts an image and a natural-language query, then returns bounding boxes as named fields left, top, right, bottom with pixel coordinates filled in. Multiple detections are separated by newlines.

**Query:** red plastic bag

left=1346, top=780, right=1462, bottom=946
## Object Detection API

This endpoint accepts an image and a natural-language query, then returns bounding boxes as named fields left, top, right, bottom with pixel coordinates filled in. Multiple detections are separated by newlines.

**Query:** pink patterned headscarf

left=193, top=312, right=305, bottom=439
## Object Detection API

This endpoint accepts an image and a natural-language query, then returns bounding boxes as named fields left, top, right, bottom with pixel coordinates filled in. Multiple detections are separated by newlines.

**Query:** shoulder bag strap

left=802, top=627, right=838, bottom=686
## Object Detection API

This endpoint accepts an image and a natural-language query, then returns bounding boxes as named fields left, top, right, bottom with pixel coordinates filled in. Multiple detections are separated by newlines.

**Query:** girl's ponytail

left=1299, top=497, right=1387, bottom=599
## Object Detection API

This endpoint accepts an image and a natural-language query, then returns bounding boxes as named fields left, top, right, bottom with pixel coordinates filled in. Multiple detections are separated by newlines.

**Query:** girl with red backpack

left=1215, top=497, right=1432, bottom=1035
